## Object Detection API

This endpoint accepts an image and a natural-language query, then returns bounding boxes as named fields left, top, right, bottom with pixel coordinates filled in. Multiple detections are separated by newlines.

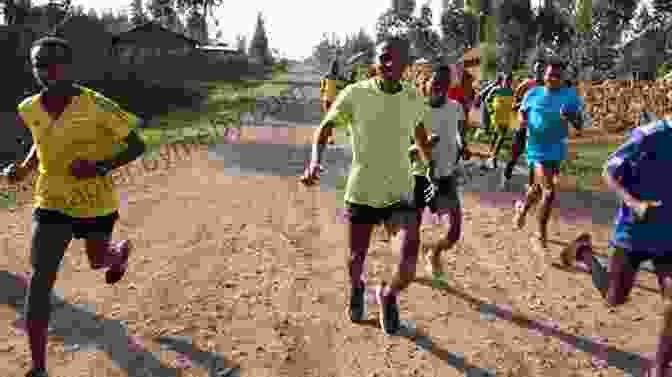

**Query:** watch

left=94, top=161, right=113, bottom=177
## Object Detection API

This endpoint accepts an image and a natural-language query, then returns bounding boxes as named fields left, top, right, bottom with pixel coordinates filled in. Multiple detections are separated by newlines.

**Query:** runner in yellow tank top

left=1, top=36, right=147, bottom=377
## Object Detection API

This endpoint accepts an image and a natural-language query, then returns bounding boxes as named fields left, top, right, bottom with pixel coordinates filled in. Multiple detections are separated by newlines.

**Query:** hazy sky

left=26, top=0, right=650, bottom=60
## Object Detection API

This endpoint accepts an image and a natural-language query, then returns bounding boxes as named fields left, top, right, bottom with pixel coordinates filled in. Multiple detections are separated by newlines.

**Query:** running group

left=4, top=35, right=672, bottom=377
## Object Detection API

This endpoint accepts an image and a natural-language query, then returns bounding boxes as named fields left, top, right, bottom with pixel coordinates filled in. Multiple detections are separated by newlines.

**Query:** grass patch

left=465, top=128, right=618, bottom=192
left=139, top=71, right=293, bottom=150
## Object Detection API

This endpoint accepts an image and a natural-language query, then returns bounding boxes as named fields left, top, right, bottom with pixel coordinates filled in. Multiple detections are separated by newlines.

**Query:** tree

left=236, top=34, right=247, bottom=53
left=129, top=0, right=147, bottom=25
left=173, top=0, right=223, bottom=42
left=311, top=32, right=341, bottom=70
left=440, top=0, right=478, bottom=50
left=248, top=12, right=273, bottom=65
left=186, top=8, right=206, bottom=43
left=2, top=0, right=32, bottom=26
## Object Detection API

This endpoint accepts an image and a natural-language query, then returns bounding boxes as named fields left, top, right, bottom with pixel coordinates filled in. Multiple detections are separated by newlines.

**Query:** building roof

left=111, top=21, right=199, bottom=46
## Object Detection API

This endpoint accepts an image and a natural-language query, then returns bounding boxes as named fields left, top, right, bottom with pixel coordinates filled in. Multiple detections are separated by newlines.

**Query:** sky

left=30, top=0, right=453, bottom=60
left=26, top=0, right=650, bottom=60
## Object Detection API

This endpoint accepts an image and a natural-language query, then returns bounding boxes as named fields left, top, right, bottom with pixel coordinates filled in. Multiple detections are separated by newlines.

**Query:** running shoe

left=105, top=240, right=133, bottom=284
left=26, top=368, right=49, bottom=377
left=376, top=283, right=401, bottom=335
left=590, top=254, right=609, bottom=299
left=349, top=285, right=367, bottom=323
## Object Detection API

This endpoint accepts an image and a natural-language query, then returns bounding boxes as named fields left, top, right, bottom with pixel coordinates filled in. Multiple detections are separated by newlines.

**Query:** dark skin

left=303, top=40, right=431, bottom=296
left=5, top=43, right=146, bottom=265
left=516, top=63, right=583, bottom=245
left=304, top=41, right=432, bottom=184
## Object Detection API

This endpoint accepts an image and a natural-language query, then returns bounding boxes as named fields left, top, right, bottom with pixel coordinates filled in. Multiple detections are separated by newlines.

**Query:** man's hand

left=300, top=160, right=323, bottom=186
left=70, top=159, right=99, bottom=179
left=424, top=179, right=438, bottom=204
left=629, top=199, right=662, bottom=223
left=1, top=163, right=31, bottom=184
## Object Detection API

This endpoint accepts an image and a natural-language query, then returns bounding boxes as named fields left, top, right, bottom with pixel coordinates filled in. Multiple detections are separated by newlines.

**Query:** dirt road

left=0, top=64, right=661, bottom=377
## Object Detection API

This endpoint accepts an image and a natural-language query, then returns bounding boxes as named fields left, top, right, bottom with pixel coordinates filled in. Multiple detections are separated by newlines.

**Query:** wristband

left=95, top=161, right=113, bottom=177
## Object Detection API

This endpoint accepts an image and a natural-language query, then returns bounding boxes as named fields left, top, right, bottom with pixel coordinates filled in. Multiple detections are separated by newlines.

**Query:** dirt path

left=0, top=65, right=662, bottom=377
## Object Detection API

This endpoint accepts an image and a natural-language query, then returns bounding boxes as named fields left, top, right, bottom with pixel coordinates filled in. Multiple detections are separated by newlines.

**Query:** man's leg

left=513, top=163, right=542, bottom=230
left=25, top=209, right=73, bottom=376
left=378, top=204, right=421, bottom=335
left=533, top=162, right=559, bottom=249
left=503, top=127, right=526, bottom=181
left=425, top=176, right=462, bottom=276
left=652, top=259, right=672, bottom=377
left=342, top=203, right=377, bottom=322
left=75, top=212, right=132, bottom=285
left=587, top=247, right=640, bottom=305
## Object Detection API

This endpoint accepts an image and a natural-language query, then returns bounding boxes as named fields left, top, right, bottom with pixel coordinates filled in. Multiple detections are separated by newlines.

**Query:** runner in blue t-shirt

left=513, top=62, right=584, bottom=250
left=560, top=119, right=672, bottom=377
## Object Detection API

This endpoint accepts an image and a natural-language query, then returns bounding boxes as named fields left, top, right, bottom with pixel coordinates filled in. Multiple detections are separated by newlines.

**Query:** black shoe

left=350, top=286, right=367, bottom=322
left=376, top=284, right=401, bottom=335
left=26, top=368, right=49, bottom=377
left=590, top=254, right=609, bottom=299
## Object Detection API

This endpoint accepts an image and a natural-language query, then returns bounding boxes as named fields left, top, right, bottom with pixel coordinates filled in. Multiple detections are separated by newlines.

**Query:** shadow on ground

left=207, top=142, right=621, bottom=225
left=415, top=277, right=651, bottom=376
left=0, top=271, right=239, bottom=377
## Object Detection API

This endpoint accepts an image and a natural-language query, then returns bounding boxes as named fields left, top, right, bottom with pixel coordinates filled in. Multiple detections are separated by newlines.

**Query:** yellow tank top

left=18, top=86, right=139, bottom=218
left=320, top=79, right=338, bottom=101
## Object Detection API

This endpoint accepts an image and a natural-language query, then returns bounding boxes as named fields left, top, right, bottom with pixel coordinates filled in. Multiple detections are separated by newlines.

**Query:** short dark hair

left=497, top=72, right=513, bottom=82
left=31, top=36, right=73, bottom=63
left=432, top=64, right=452, bottom=82
left=376, top=36, right=411, bottom=64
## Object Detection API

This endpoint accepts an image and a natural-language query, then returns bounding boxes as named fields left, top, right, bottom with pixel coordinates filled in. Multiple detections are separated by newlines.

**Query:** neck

left=378, top=78, right=401, bottom=94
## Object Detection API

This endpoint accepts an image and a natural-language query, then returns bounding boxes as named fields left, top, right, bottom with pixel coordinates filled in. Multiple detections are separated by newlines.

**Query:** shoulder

left=17, top=93, right=41, bottom=111
left=86, top=89, right=122, bottom=112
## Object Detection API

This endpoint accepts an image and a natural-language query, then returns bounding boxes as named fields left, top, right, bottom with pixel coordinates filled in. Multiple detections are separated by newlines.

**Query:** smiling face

left=544, top=64, right=563, bottom=89
left=375, top=40, right=409, bottom=82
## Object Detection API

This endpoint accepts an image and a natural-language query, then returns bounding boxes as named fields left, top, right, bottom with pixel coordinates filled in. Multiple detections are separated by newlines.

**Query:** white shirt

left=427, top=98, right=464, bottom=178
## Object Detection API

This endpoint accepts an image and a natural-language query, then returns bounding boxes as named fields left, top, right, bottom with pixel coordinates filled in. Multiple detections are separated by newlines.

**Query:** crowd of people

left=312, top=37, right=672, bottom=376
left=2, top=34, right=672, bottom=377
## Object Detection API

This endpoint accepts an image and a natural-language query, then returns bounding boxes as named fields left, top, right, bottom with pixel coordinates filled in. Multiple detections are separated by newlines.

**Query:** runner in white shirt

left=409, top=64, right=466, bottom=278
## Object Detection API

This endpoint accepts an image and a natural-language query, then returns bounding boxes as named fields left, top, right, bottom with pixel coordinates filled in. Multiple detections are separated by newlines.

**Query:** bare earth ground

left=0, top=65, right=664, bottom=377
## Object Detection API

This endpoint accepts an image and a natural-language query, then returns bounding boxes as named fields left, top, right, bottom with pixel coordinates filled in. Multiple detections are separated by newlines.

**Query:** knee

left=85, top=240, right=109, bottom=269
left=541, top=184, right=556, bottom=202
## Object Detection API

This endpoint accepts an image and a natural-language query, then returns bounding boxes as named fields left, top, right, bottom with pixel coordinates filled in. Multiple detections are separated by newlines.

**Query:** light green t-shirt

left=321, top=78, right=428, bottom=208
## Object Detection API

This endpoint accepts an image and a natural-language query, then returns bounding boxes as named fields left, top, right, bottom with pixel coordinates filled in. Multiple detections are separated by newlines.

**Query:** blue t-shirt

left=521, top=86, right=583, bottom=162
left=605, top=120, right=672, bottom=255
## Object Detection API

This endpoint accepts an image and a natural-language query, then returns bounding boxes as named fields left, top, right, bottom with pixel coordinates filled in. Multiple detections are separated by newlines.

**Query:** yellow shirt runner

left=17, top=85, right=140, bottom=218
left=320, top=79, right=428, bottom=208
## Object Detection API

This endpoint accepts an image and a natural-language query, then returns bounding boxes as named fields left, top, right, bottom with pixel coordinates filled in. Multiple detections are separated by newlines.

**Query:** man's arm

left=97, top=126, right=147, bottom=172
left=414, top=122, right=432, bottom=163
left=15, top=115, right=37, bottom=170
left=311, top=86, right=352, bottom=164
left=602, top=129, right=644, bottom=208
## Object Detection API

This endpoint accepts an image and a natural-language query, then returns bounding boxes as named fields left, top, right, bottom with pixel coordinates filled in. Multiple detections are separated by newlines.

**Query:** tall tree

left=440, top=0, right=478, bottom=50
left=173, top=0, right=223, bottom=42
left=129, top=0, right=147, bottom=25
left=248, top=11, right=273, bottom=65
left=236, top=34, right=247, bottom=53
left=2, top=0, right=32, bottom=26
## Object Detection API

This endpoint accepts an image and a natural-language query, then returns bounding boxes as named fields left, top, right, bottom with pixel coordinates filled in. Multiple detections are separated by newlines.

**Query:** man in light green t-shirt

left=302, top=36, right=433, bottom=336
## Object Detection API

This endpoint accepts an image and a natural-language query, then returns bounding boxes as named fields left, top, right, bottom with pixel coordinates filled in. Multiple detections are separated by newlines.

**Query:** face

left=534, top=62, right=545, bottom=80
left=544, top=64, right=563, bottom=89
left=376, top=42, right=407, bottom=82
left=430, top=72, right=450, bottom=97
left=31, top=44, right=71, bottom=89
